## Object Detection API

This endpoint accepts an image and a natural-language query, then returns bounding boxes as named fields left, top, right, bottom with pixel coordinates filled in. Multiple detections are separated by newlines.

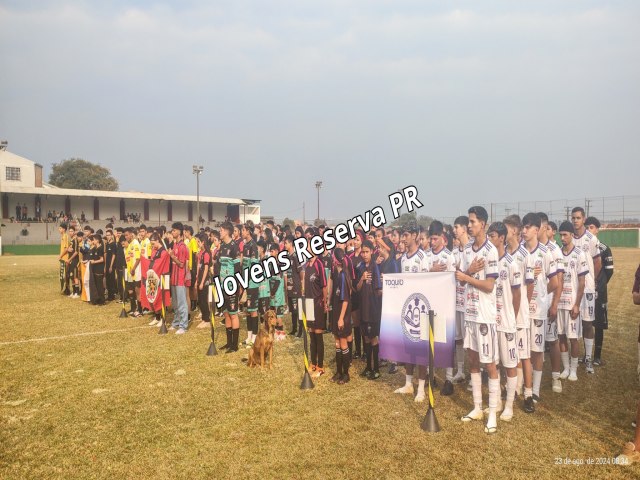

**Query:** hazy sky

left=1, top=1, right=638, bottom=222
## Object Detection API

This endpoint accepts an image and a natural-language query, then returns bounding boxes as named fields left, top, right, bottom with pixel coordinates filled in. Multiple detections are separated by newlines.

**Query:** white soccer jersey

left=559, top=246, right=589, bottom=310
left=425, top=247, right=456, bottom=272
left=573, top=230, right=599, bottom=293
left=401, top=248, right=429, bottom=273
left=461, top=239, right=499, bottom=324
left=526, top=242, right=557, bottom=320
left=545, top=240, right=564, bottom=305
left=496, top=252, right=521, bottom=333
left=508, top=244, right=535, bottom=328
left=453, top=242, right=472, bottom=313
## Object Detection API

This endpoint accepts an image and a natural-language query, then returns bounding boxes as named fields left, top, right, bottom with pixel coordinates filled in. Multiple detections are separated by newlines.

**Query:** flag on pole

left=379, top=272, right=456, bottom=368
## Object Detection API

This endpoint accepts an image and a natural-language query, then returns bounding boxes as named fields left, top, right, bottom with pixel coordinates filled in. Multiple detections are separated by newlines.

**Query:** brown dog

left=248, top=310, right=276, bottom=369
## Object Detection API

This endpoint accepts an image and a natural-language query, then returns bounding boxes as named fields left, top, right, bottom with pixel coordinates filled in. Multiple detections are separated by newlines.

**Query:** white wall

left=0, top=150, right=36, bottom=189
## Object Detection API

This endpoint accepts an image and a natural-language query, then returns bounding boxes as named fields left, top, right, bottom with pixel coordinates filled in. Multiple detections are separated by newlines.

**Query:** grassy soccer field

left=1, top=251, right=639, bottom=479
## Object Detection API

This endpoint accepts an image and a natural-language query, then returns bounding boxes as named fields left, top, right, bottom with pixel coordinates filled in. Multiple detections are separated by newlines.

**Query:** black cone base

left=206, top=342, right=218, bottom=356
left=421, top=406, right=441, bottom=432
left=300, top=370, right=315, bottom=390
left=158, top=321, right=168, bottom=335
left=119, top=308, right=128, bottom=318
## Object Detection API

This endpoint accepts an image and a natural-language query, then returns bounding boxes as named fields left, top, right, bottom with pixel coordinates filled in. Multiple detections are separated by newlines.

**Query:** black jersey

left=105, top=241, right=116, bottom=269
left=356, top=261, right=382, bottom=323
left=596, top=242, right=614, bottom=302
left=91, top=246, right=105, bottom=274
left=219, top=239, right=241, bottom=279
left=286, top=252, right=303, bottom=297
left=304, top=257, right=326, bottom=300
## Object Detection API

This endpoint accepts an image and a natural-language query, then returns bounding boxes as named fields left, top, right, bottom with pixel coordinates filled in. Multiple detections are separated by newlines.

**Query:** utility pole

left=315, top=181, right=323, bottom=224
left=565, top=206, right=571, bottom=221
left=192, top=165, right=204, bottom=228
left=303, top=201, right=305, bottom=225
left=585, top=198, right=592, bottom=217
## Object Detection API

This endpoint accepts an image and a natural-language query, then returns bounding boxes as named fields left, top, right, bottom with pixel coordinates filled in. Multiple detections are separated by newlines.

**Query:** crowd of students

left=57, top=206, right=618, bottom=435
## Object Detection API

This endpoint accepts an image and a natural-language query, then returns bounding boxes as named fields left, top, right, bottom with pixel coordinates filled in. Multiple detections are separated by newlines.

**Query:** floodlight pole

left=315, top=181, right=322, bottom=223
left=193, top=165, right=204, bottom=228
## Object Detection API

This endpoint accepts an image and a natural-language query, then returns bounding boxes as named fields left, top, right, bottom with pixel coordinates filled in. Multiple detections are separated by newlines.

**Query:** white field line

left=0, top=326, right=150, bottom=346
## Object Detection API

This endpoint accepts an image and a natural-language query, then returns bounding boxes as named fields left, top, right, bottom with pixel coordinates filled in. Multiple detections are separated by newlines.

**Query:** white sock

left=532, top=370, right=542, bottom=397
left=456, top=344, right=465, bottom=374
left=561, top=351, right=570, bottom=371
left=570, top=356, right=578, bottom=373
left=471, top=372, right=482, bottom=410
left=524, top=387, right=532, bottom=399
left=552, top=371, right=560, bottom=380
left=488, top=378, right=499, bottom=427
left=505, top=376, right=517, bottom=410
left=446, top=368, right=454, bottom=382
left=405, top=374, right=413, bottom=388
left=584, top=338, right=594, bottom=360
left=418, top=379, right=426, bottom=394
left=516, top=367, right=523, bottom=395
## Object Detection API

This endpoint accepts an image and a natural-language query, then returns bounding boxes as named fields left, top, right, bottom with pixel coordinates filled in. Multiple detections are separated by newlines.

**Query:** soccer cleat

left=148, top=319, right=159, bottom=327
left=500, top=408, right=513, bottom=422
left=168, top=326, right=176, bottom=331
left=585, top=359, right=594, bottom=374
left=532, top=394, right=541, bottom=404
left=338, top=373, right=350, bottom=385
left=523, top=397, right=535, bottom=413
left=394, top=384, right=414, bottom=395
left=440, top=380, right=454, bottom=396
left=175, top=328, right=187, bottom=335
left=593, top=357, right=605, bottom=366
left=568, top=371, right=578, bottom=382
left=360, top=368, right=372, bottom=378
left=388, top=363, right=398, bottom=374
left=414, top=391, right=426, bottom=403
left=461, top=409, right=484, bottom=422
left=559, top=369, right=570, bottom=380
left=245, top=342, right=253, bottom=350
left=313, top=368, right=325, bottom=379
left=552, top=378, right=562, bottom=393
left=452, top=372, right=466, bottom=384
left=330, top=373, right=341, bottom=383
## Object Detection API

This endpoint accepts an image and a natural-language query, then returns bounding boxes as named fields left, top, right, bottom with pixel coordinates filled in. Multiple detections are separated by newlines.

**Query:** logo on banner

left=401, top=293, right=431, bottom=342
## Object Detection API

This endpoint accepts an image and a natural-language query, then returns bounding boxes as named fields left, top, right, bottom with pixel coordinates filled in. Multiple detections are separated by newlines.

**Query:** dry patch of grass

left=1, top=252, right=639, bottom=479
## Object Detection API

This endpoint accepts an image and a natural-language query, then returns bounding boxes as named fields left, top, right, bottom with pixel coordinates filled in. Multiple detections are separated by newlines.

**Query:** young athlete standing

left=456, top=206, right=500, bottom=434
left=452, top=216, right=471, bottom=384
left=425, top=221, right=457, bottom=394
left=557, top=221, right=588, bottom=382
left=585, top=217, right=614, bottom=366
left=304, top=248, right=328, bottom=378
left=394, top=224, right=430, bottom=402
left=285, top=235, right=304, bottom=338
left=487, top=222, right=521, bottom=421
left=331, top=248, right=353, bottom=384
left=269, top=243, right=287, bottom=341
left=503, top=215, right=535, bottom=412
left=242, top=224, right=260, bottom=345
left=571, top=207, right=602, bottom=374
left=195, top=233, right=212, bottom=329
left=167, top=223, right=190, bottom=335
left=357, top=240, right=383, bottom=380
left=218, top=222, right=241, bottom=351
left=522, top=213, right=558, bottom=405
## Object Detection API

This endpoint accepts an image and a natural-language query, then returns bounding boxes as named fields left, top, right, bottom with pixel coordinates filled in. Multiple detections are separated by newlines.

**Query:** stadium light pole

left=193, top=165, right=204, bottom=228
left=315, top=181, right=322, bottom=224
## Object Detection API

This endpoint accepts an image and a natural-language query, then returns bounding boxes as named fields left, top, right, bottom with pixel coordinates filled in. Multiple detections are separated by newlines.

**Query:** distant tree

left=282, top=217, right=296, bottom=230
left=49, top=158, right=119, bottom=191
left=390, top=211, right=433, bottom=229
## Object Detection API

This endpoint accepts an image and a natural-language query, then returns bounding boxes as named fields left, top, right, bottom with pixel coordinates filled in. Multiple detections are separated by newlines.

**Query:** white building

left=0, top=143, right=260, bottom=226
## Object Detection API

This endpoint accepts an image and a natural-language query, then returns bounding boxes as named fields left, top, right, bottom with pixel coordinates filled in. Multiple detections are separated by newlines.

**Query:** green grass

left=1, top=244, right=59, bottom=255
left=1, top=251, right=640, bottom=479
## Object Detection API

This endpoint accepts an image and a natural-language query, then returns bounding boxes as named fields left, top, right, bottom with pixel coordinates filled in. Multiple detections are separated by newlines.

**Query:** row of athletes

left=387, top=206, right=613, bottom=435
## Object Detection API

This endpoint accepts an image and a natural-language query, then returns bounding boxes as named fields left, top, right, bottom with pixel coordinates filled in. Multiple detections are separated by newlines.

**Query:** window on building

left=6, top=167, right=21, bottom=181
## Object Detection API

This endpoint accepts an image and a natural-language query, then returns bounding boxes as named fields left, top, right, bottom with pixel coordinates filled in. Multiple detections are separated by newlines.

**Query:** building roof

left=1, top=184, right=256, bottom=205
left=0, top=148, right=258, bottom=205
